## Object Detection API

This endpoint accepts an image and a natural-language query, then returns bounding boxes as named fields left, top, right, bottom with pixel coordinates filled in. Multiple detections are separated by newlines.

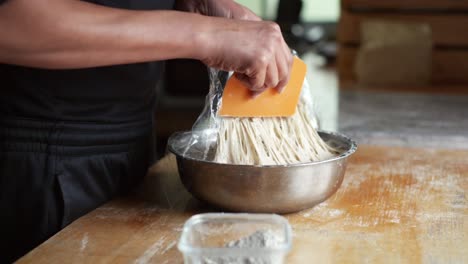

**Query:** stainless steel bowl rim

left=168, top=130, right=357, bottom=169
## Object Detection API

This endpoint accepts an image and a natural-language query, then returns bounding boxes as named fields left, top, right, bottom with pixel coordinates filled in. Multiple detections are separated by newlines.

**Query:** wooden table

left=18, top=145, right=467, bottom=263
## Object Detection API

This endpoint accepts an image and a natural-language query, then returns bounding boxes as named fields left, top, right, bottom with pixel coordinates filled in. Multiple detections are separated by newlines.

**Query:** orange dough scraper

left=219, top=57, right=307, bottom=117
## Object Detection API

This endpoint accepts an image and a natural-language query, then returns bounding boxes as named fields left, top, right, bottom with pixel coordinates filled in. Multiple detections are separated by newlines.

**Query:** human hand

left=178, top=0, right=293, bottom=94
left=196, top=18, right=293, bottom=94
left=176, top=0, right=260, bottom=21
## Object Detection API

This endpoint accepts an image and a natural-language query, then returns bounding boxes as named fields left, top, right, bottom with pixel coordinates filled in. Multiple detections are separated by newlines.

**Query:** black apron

left=0, top=0, right=175, bottom=262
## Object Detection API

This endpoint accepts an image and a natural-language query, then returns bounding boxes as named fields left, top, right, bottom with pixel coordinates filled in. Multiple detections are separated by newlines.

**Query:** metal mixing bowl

left=168, top=131, right=357, bottom=214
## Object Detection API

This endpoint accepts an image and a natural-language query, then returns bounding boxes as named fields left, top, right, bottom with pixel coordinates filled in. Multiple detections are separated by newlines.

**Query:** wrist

left=189, top=15, right=217, bottom=62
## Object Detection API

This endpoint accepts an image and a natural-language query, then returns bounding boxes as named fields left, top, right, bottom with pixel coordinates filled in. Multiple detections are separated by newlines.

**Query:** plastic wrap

left=178, top=56, right=324, bottom=164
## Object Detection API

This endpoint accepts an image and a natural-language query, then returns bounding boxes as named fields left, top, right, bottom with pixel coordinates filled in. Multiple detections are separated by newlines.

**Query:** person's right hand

left=196, top=18, right=293, bottom=96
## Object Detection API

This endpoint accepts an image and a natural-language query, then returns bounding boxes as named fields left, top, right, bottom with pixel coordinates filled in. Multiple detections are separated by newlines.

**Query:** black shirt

left=0, top=0, right=175, bottom=123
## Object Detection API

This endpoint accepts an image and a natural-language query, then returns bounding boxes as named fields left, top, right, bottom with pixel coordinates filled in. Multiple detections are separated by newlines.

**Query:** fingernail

left=251, top=91, right=262, bottom=98
left=277, top=85, right=286, bottom=94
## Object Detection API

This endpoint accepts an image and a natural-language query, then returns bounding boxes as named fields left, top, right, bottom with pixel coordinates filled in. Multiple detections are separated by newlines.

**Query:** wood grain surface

left=18, top=145, right=468, bottom=263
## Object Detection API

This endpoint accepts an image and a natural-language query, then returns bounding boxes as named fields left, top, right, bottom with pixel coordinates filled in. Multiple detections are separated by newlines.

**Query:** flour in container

left=202, top=230, right=284, bottom=264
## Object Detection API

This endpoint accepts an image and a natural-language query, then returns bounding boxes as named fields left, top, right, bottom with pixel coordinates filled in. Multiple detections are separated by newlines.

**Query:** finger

left=282, top=38, right=294, bottom=69
left=264, top=61, right=279, bottom=91
left=234, top=69, right=266, bottom=94
left=277, top=41, right=293, bottom=93
left=248, top=60, right=268, bottom=92
left=275, top=47, right=289, bottom=93
left=235, top=73, right=266, bottom=99
left=251, top=91, right=262, bottom=98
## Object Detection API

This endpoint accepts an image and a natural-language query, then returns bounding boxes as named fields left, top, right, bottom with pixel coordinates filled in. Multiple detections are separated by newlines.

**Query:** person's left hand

left=176, top=0, right=261, bottom=21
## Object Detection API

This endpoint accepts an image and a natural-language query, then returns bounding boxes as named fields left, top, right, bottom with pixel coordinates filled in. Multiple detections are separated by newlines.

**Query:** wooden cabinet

left=338, top=0, right=468, bottom=85
left=342, top=0, right=468, bottom=10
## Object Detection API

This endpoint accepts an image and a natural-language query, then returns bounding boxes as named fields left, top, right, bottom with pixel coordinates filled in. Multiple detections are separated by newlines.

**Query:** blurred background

left=155, top=0, right=468, bottom=156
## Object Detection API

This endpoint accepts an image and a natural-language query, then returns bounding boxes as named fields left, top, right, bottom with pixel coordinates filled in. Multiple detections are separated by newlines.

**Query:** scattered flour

left=80, top=233, right=89, bottom=252
left=161, top=241, right=177, bottom=255
left=202, top=230, right=284, bottom=264
left=134, top=236, right=166, bottom=264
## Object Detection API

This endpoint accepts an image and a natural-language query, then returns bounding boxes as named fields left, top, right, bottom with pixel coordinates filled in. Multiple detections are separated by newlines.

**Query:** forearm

left=0, top=0, right=211, bottom=69
left=0, top=0, right=293, bottom=92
